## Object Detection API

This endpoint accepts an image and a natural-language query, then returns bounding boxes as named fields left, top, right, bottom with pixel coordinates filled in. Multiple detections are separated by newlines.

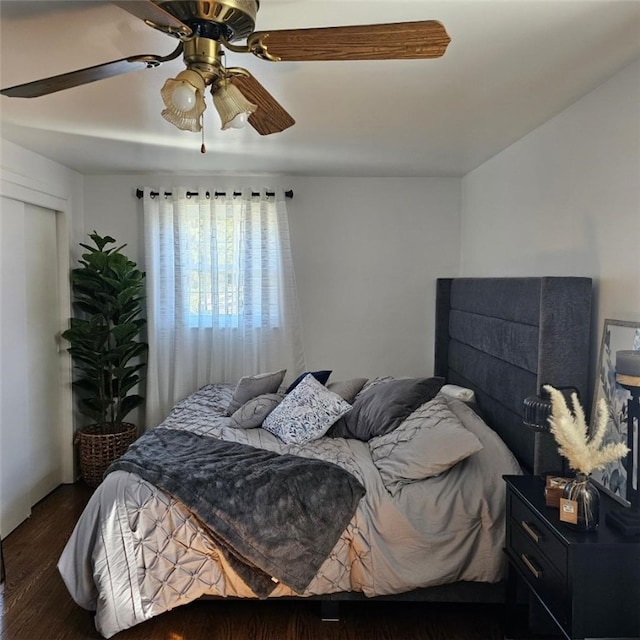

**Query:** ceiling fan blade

left=1, top=47, right=182, bottom=98
left=229, top=73, right=295, bottom=136
left=249, top=20, right=450, bottom=62
left=111, top=1, right=192, bottom=38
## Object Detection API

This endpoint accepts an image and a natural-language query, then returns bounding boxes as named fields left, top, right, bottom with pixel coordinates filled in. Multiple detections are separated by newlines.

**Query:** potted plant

left=544, top=385, right=629, bottom=530
left=62, top=231, right=148, bottom=487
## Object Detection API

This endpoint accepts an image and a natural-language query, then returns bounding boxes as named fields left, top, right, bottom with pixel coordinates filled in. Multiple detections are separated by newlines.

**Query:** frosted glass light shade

left=227, top=112, right=249, bottom=129
left=171, top=83, right=197, bottom=111
left=161, top=70, right=207, bottom=132
left=212, top=82, right=257, bottom=130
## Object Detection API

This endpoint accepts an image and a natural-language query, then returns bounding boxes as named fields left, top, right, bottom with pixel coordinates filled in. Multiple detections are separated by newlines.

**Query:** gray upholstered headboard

left=435, top=277, right=592, bottom=475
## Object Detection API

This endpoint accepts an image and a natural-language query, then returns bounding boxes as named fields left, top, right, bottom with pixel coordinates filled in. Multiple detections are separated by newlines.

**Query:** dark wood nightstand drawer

left=504, top=475, right=640, bottom=640
left=509, top=490, right=567, bottom=575
left=508, top=521, right=569, bottom=628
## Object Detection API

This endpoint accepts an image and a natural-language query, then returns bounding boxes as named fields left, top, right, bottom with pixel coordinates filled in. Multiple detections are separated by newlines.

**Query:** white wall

left=287, top=177, right=460, bottom=380
left=82, top=174, right=461, bottom=395
left=460, top=58, right=640, bottom=392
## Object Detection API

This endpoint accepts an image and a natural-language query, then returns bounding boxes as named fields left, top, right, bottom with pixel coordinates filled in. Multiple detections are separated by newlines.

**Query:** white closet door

left=25, top=203, right=62, bottom=505
left=0, top=197, right=62, bottom=536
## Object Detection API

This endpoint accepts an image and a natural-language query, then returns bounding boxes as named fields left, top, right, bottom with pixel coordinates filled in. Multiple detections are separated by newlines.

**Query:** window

left=180, top=201, right=282, bottom=328
left=142, top=188, right=305, bottom=425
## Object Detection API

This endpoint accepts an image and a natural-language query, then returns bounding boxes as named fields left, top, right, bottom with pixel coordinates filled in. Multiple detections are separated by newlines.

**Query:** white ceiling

left=1, top=0, right=639, bottom=177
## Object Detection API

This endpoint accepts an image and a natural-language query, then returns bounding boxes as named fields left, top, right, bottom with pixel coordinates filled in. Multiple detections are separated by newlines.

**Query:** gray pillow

left=368, top=393, right=483, bottom=495
left=227, top=369, right=286, bottom=414
left=329, top=377, right=444, bottom=441
left=356, top=376, right=395, bottom=398
left=231, top=393, right=284, bottom=429
left=326, top=378, right=368, bottom=403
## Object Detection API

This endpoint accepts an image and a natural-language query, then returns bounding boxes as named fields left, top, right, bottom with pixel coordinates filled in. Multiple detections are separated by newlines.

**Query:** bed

left=58, top=276, right=592, bottom=638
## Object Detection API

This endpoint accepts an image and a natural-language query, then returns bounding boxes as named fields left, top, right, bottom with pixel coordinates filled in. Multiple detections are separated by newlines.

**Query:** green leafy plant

left=62, top=231, right=148, bottom=431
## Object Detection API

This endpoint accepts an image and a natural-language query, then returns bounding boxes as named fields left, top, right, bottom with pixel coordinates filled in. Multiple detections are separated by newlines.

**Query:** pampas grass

left=543, top=385, right=629, bottom=475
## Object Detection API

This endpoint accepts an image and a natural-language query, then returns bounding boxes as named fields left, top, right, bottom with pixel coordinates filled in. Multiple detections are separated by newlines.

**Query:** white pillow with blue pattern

left=262, top=373, right=352, bottom=445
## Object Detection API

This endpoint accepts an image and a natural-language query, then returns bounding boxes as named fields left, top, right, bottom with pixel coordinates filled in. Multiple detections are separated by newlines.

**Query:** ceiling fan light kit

left=212, top=81, right=257, bottom=130
left=160, top=69, right=207, bottom=132
left=1, top=0, right=451, bottom=144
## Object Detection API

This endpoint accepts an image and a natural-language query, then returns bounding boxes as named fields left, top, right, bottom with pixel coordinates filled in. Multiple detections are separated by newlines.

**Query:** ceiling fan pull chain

left=201, top=116, right=206, bottom=154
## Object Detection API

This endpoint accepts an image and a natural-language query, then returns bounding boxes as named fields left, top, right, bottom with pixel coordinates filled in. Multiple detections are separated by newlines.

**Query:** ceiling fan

left=0, top=1, right=451, bottom=138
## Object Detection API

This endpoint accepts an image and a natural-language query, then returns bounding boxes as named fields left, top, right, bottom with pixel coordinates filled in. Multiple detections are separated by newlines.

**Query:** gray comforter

left=59, top=384, right=522, bottom=639
left=106, top=428, right=365, bottom=597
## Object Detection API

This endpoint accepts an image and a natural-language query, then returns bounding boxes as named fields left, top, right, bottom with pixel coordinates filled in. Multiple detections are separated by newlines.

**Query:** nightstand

left=503, top=475, right=640, bottom=640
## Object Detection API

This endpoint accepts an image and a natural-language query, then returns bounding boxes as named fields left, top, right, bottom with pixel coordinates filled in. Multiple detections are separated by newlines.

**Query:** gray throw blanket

left=106, top=428, right=365, bottom=597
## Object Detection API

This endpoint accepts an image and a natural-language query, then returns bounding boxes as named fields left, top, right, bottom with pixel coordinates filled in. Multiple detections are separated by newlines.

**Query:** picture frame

left=591, top=319, right=640, bottom=507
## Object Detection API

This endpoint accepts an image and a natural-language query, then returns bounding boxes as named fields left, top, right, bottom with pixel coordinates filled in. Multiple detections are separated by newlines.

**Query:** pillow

left=263, top=374, right=352, bottom=445
left=285, top=370, right=332, bottom=393
left=356, top=376, right=395, bottom=398
left=326, top=378, right=368, bottom=403
left=369, top=393, right=484, bottom=495
left=227, top=369, right=286, bottom=414
left=440, top=384, right=476, bottom=403
left=231, top=393, right=284, bottom=429
left=329, top=376, right=444, bottom=441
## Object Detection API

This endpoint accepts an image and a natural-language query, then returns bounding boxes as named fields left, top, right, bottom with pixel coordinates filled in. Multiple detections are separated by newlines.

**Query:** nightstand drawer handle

left=521, top=553, right=543, bottom=579
left=521, top=520, right=541, bottom=543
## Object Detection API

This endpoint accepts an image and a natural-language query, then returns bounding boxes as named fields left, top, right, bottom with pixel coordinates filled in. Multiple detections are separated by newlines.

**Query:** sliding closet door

left=0, top=197, right=62, bottom=536
left=24, top=203, right=63, bottom=504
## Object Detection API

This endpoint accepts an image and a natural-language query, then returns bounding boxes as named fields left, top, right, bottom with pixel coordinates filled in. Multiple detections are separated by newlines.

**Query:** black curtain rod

left=136, top=188, right=293, bottom=199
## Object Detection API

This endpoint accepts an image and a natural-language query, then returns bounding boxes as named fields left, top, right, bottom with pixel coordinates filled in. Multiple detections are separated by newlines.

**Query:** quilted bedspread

left=106, top=428, right=365, bottom=597
left=58, top=384, right=521, bottom=638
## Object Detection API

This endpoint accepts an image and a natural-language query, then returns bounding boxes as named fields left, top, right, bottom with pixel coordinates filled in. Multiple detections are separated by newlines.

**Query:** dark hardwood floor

left=1, top=484, right=507, bottom=640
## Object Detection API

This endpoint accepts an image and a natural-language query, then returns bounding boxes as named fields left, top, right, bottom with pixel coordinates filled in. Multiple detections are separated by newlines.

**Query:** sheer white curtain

left=143, top=187, right=305, bottom=427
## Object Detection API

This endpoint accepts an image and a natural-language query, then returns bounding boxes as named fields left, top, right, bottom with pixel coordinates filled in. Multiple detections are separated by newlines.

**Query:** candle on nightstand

left=616, top=350, right=640, bottom=387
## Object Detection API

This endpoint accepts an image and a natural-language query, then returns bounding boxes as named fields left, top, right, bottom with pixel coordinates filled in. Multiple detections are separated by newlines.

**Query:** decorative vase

left=562, top=472, right=600, bottom=531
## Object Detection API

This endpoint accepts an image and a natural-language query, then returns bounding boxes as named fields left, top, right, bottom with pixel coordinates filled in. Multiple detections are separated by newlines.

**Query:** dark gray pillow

left=285, top=369, right=332, bottom=393
left=328, top=377, right=444, bottom=441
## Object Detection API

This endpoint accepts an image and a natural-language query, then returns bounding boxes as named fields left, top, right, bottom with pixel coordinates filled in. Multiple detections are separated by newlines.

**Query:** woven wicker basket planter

left=75, top=423, right=137, bottom=488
